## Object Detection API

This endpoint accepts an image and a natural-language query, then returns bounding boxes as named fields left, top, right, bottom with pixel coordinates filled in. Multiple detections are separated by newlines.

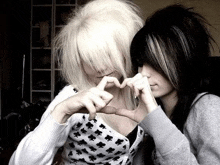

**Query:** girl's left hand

left=116, top=73, right=158, bottom=122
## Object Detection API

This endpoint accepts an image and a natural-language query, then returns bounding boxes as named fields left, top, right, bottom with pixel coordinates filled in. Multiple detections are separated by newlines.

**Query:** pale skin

left=52, top=63, right=177, bottom=133
left=51, top=76, right=121, bottom=123
left=51, top=63, right=137, bottom=136
left=117, top=64, right=178, bottom=122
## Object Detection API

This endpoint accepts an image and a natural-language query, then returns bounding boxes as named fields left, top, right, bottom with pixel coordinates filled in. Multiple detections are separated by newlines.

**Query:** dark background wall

left=0, top=0, right=30, bottom=118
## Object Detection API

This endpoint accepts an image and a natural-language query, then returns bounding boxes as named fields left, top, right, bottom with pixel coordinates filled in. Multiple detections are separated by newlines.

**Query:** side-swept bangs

left=131, top=28, right=180, bottom=90
left=131, top=4, right=215, bottom=94
left=76, top=18, right=126, bottom=77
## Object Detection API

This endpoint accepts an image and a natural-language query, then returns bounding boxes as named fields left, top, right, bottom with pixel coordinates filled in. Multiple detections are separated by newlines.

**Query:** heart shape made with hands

left=94, top=75, right=154, bottom=122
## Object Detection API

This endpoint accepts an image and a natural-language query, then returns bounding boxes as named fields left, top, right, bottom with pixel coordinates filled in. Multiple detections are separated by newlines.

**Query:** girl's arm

left=117, top=73, right=220, bottom=164
left=9, top=86, right=76, bottom=165
left=9, top=77, right=119, bottom=165
left=140, top=106, right=198, bottom=164
left=138, top=94, right=220, bottom=164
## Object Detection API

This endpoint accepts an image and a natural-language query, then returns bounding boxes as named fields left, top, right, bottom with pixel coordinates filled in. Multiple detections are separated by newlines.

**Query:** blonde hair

left=54, top=0, right=143, bottom=108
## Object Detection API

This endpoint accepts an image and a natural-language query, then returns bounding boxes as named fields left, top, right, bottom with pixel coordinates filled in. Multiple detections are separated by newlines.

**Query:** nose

left=138, top=66, right=151, bottom=78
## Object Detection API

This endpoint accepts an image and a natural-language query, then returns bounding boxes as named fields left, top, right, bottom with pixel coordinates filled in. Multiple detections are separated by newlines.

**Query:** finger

left=99, top=106, right=137, bottom=122
left=131, top=76, right=145, bottom=97
left=78, top=96, right=108, bottom=114
left=135, top=73, right=143, bottom=78
left=120, top=78, right=132, bottom=88
left=140, top=76, right=151, bottom=93
left=115, top=108, right=136, bottom=121
left=99, top=106, right=118, bottom=114
left=121, top=79, right=136, bottom=98
left=120, top=73, right=142, bottom=89
left=97, top=76, right=121, bottom=90
left=90, top=94, right=107, bottom=110
left=133, top=79, right=146, bottom=91
left=90, top=88, right=113, bottom=104
left=133, top=85, right=140, bottom=97
left=99, top=91, right=113, bottom=104
left=84, top=101, right=97, bottom=120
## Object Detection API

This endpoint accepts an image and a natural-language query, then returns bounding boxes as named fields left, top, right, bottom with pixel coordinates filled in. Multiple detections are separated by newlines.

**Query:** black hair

left=130, top=4, right=215, bottom=164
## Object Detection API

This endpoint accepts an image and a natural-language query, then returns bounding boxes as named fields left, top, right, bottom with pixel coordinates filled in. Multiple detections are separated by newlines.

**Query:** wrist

left=147, top=103, right=158, bottom=114
left=51, top=102, right=72, bottom=124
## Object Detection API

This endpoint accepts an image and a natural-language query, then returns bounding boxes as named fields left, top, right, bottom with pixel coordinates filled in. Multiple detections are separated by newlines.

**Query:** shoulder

left=57, top=85, right=77, bottom=96
left=192, top=93, right=220, bottom=112
left=187, top=93, right=220, bottom=125
left=46, top=85, right=77, bottom=112
left=53, top=85, right=78, bottom=101
left=184, top=94, right=220, bottom=163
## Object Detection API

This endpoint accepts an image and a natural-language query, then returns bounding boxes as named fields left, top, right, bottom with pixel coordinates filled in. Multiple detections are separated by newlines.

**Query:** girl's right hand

left=115, top=73, right=158, bottom=123
left=52, top=76, right=121, bottom=123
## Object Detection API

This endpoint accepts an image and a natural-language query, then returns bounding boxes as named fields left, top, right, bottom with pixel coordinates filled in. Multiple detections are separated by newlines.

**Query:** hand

left=52, top=76, right=121, bottom=123
left=115, top=73, right=158, bottom=122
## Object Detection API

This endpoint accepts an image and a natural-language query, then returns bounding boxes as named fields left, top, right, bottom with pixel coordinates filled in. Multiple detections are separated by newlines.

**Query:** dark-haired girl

left=118, top=4, right=220, bottom=164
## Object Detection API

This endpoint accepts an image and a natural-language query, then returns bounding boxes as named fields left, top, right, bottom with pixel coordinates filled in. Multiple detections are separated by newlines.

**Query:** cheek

left=86, top=70, right=97, bottom=78
left=152, top=78, right=174, bottom=97
left=160, top=80, right=175, bottom=94
left=165, top=84, right=175, bottom=93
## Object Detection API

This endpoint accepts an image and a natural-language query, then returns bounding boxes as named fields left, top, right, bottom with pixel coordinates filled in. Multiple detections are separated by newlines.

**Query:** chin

left=152, top=91, right=161, bottom=98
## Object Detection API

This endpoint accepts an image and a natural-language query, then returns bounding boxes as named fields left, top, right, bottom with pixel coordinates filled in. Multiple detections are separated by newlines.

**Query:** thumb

left=99, top=106, right=138, bottom=122
left=98, top=106, right=118, bottom=114
left=115, top=108, right=136, bottom=121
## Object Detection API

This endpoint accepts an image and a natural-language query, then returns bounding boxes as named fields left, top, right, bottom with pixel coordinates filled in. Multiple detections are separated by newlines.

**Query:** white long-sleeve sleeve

left=9, top=85, right=76, bottom=165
